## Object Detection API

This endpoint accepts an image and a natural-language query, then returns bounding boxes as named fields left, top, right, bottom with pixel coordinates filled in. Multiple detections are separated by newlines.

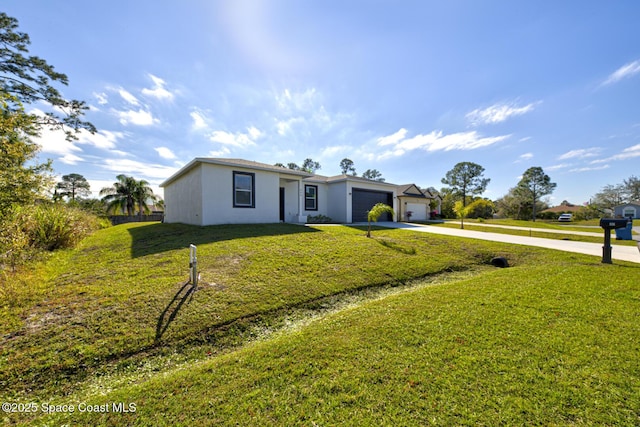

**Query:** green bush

left=466, top=199, right=495, bottom=219
left=0, top=204, right=105, bottom=268
left=307, top=214, right=335, bottom=224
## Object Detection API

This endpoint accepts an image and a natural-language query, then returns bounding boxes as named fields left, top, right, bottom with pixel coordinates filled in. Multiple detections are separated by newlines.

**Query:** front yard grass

left=2, top=222, right=639, bottom=426
left=1, top=223, right=527, bottom=400
left=435, top=221, right=638, bottom=246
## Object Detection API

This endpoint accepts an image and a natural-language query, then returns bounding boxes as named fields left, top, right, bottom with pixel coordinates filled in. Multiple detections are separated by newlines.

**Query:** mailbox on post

left=599, top=218, right=630, bottom=264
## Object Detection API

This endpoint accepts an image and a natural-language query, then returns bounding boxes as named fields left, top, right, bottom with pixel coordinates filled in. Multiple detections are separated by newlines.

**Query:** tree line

left=54, top=173, right=162, bottom=216
left=438, top=161, right=638, bottom=223
left=0, top=12, right=164, bottom=269
left=275, top=158, right=386, bottom=182
left=438, top=162, right=556, bottom=227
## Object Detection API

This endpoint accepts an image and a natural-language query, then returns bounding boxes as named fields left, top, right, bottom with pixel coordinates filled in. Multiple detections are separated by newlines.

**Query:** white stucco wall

left=327, top=181, right=348, bottom=223
left=163, top=160, right=401, bottom=225
left=199, top=164, right=282, bottom=225
left=163, top=164, right=203, bottom=225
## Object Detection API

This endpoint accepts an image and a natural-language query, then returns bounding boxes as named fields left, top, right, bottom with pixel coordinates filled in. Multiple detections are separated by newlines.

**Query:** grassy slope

left=2, top=223, right=639, bottom=425
left=37, top=254, right=640, bottom=426
left=1, top=223, right=529, bottom=399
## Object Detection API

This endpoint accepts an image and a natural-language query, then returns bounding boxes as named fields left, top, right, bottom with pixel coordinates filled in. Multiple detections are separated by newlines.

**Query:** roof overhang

left=160, top=158, right=312, bottom=187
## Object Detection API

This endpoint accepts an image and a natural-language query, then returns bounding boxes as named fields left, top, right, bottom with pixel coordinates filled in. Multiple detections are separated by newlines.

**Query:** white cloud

left=569, top=165, right=610, bottom=173
left=28, top=109, right=126, bottom=163
left=591, top=143, right=640, bottom=164
left=273, top=88, right=338, bottom=133
left=208, top=127, right=263, bottom=148
left=321, top=145, right=350, bottom=157
left=602, top=60, right=640, bottom=85
left=466, top=101, right=539, bottom=125
left=546, top=163, right=571, bottom=171
left=209, top=147, right=231, bottom=157
left=519, top=152, right=534, bottom=160
left=275, top=88, right=320, bottom=114
left=141, top=74, right=175, bottom=101
left=28, top=109, right=83, bottom=156
left=115, top=108, right=157, bottom=126
left=118, top=88, right=140, bottom=106
left=155, top=146, right=177, bottom=159
left=59, top=153, right=84, bottom=165
left=377, top=128, right=408, bottom=146
left=27, top=110, right=124, bottom=166
left=557, top=147, right=601, bottom=160
left=87, top=179, right=119, bottom=198
left=190, top=111, right=208, bottom=130
left=77, top=130, right=123, bottom=150
left=101, top=158, right=180, bottom=180
left=93, top=92, right=108, bottom=105
left=38, top=133, right=82, bottom=156
left=622, top=143, right=640, bottom=153
left=276, top=117, right=304, bottom=135
left=373, top=129, right=509, bottom=159
left=247, top=126, right=263, bottom=140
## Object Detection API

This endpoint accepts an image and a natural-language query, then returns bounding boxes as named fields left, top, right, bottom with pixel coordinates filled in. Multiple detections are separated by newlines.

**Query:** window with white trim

left=233, top=171, right=255, bottom=208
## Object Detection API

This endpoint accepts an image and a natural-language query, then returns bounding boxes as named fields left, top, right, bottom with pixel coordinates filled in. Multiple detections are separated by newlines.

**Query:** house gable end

left=397, top=184, right=426, bottom=198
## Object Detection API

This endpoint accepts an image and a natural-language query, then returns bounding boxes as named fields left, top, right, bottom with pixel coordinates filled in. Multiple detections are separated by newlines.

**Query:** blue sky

left=5, top=1, right=640, bottom=204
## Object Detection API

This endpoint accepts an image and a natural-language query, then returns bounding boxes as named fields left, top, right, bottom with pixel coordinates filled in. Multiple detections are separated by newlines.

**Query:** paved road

left=375, top=222, right=640, bottom=264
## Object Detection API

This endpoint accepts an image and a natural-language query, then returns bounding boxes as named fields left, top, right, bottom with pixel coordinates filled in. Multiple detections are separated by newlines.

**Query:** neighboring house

left=396, top=184, right=441, bottom=221
left=160, top=158, right=402, bottom=226
left=540, top=202, right=583, bottom=215
left=614, top=202, right=640, bottom=219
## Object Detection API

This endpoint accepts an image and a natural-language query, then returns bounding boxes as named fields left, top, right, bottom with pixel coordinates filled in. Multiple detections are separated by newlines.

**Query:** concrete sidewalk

left=442, top=221, right=605, bottom=237
left=376, top=222, right=640, bottom=264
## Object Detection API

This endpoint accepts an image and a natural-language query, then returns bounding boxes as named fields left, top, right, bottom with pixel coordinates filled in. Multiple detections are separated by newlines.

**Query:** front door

left=279, top=187, right=285, bottom=222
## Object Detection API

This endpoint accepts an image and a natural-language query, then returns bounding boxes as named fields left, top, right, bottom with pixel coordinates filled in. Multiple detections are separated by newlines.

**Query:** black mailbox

left=599, top=218, right=630, bottom=264
left=599, top=218, right=629, bottom=230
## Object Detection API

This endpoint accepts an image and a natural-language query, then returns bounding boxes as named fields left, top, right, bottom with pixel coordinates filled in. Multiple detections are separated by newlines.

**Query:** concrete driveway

left=376, top=222, right=640, bottom=264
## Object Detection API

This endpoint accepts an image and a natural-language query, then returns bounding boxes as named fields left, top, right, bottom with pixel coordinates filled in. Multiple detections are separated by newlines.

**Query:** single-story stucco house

left=614, top=202, right=640, bottom=219
left=396, top=184, right=441, bottom=221
left=159, top=158, right=438, bottom=226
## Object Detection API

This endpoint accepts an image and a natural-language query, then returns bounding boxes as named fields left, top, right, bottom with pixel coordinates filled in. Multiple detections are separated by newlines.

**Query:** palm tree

left=100, top=175, right=142, bottom=215
left=366, top=203, right=395, bottom=238
left=133, top=178, right=157, bottom=216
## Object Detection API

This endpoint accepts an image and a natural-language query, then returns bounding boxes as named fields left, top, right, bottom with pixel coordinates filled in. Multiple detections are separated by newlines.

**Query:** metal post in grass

left=602, top=228, right=613, bottom=264
left=189, top=244, right=198, bottom=286
left=599, top=218, right=629, bottom=264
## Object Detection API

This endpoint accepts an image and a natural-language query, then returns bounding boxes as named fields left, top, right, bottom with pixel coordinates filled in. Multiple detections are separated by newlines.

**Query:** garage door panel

left=352, top=189, right=393, bottom=222
left=406, top=203, right=427, bottom=221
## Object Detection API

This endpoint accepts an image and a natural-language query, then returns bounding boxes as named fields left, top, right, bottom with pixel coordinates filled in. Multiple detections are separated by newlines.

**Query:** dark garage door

left=352, top=189, right=393, bottom=222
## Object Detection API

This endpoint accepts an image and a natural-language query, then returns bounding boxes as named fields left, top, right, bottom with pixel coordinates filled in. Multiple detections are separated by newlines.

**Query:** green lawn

left=453, top=218, right=605, bottom=231
left=2, top=222, right=639, bottom=426
left=436, top=219, right=638, bottom=246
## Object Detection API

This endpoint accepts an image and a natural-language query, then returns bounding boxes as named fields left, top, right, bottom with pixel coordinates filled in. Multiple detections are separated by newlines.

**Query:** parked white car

left=558, top=213, right=573, bottom=222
